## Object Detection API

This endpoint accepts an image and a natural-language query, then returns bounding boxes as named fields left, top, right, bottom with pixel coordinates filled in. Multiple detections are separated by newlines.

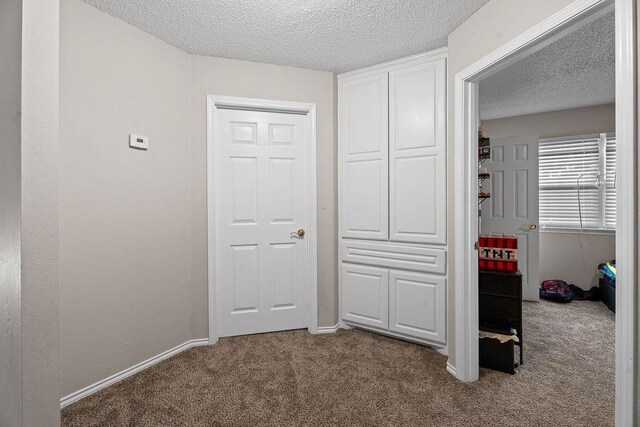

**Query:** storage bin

left=479, top=336, right=516, bottom=374
left=599, top=277, right=615, bottom=313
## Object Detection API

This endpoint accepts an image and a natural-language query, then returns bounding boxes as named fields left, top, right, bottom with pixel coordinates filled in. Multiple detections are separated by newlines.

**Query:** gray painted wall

left=21, top=0, right=61, bottom=424
left=0, top=2, right=23, bottom=426
left=60, top=0, right=335, bottom=396
left=60, top=0, right=194, bottom=396
left=482, top=104, right=616, bottom=290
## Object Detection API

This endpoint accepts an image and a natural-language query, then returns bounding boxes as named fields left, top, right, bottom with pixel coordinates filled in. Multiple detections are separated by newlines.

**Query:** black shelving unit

left=478, top=138, right=491, bottom=211
left=479, top=269, right=524, bottom=371
left=478, top=137, right=491, bottom=165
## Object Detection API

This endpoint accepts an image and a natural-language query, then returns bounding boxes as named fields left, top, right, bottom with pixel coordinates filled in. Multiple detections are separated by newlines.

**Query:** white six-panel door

left=481, top=136, right=540, bottom=301
left=216, top=108, right=308, bottom=337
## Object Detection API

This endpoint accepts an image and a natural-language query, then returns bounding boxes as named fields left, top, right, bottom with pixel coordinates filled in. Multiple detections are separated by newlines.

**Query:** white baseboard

left=436, top=345, right=449, bottom=357
left=316, top=323, right=340, bottom=334
left=446, top=361, right=457, bottom=378
left=339, top=321, right=353, bottom=330
left=60, top=338, right=209, bottom=408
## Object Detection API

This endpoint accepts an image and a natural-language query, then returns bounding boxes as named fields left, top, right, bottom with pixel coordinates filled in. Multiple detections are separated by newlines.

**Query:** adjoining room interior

left=3, top=0, right=638, bottom=426
left=475, top=8, right=615, bottom=405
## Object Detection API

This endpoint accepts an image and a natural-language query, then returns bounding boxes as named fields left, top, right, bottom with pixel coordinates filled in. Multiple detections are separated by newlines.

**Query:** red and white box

left=478, top=235, right=518, bottom=273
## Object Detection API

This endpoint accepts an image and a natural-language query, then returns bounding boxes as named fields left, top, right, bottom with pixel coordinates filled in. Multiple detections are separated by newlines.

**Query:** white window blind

left=539, top=133, right=616, bottom=231
left=605, top=136, right=617, bottom=229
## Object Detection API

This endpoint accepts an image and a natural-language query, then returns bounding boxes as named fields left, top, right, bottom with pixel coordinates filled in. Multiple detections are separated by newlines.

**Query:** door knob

left=529, top=224, right=537, bottom=230
left=291, top=229, right=305, bottom=238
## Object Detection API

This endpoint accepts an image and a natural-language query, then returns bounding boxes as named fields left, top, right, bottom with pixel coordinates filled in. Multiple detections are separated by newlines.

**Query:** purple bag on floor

left=539, top=280, right=574, bottom=303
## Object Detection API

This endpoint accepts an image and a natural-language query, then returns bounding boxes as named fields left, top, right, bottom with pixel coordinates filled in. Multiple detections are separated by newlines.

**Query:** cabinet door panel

left=346, top=159, right=385, bottom=235
left=394, top=155, right=437, bottom=238
left=342, top=264, right=388, bottom=329
left=340, top=73, right=389, bottom=240
left=389, top=270, right=446, bottom=344
left=389, top=59, right=446, bottom=244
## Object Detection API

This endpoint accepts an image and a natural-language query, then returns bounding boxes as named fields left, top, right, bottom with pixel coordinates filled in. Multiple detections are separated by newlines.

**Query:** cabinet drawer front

left=342, top=240, right=446, bottom=274
left=389, top=270, right=446, bottom=344
left=479, top=294, right=521, bottom=321
left=341, top=264, right=389, bottom=329
left=479, top=274, right=522, bottom=298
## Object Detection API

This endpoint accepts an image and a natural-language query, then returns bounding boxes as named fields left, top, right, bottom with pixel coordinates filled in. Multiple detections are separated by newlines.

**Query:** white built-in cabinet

left=338, top=49, right=447, bottom=349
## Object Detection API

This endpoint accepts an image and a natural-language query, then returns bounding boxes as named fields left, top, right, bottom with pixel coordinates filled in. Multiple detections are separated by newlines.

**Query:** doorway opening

left=475, top=9, right=616, bottom=419
left=453, top=0, right=636, bottom=424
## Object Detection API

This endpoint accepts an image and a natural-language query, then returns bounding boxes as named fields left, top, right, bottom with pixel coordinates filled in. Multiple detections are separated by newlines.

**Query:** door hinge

left=474, top=241, right=479, bottom=250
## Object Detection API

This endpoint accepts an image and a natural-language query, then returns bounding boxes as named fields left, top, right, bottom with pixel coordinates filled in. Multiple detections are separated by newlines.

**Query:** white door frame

left=206, top=95, right=318, bottom=344
left=453, top=0, right=637, bottom=424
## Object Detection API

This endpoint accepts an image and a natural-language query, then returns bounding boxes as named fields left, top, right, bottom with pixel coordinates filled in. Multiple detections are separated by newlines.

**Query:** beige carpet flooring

left=62, top=300, right=615, bottom=426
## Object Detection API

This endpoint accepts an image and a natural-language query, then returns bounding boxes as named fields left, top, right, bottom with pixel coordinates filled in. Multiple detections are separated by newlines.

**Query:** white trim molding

left=60, top=338, right=209, bottom=408
left=206, top=95, right=319, bottom=343
left=446, top=362, right=456, bottom=378
left=337, top=47, right=448, bottom=80
left=454, top=0, right=637, bottom=424
left=339, top=322, right=353, bottom=330
left=540, top=227, right=616, bottom=236
left=316, top=324, right=341, bottom=334
left=614, top=0, right=638, bottom=424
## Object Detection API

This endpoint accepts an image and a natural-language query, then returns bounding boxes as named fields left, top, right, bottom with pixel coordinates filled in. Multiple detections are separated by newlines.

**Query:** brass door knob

left=529, top=224, right=537, bottom=230
left=291, top=229, right=305, bottom=238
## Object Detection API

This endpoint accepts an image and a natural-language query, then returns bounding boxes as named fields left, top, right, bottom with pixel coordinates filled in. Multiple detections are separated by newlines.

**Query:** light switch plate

left=129, top=134, right=149, bottom=150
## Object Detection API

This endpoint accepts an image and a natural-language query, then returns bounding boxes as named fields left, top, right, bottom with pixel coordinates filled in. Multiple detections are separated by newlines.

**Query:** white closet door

left=389, top=59, right=446, bottom=244
left=342, top=264, right=389, bottom=329
left=389, top=270, right=446, bottom=343
left=216, top=109, right=309, bottom=337
left=340, top=73, right=389, bottom=240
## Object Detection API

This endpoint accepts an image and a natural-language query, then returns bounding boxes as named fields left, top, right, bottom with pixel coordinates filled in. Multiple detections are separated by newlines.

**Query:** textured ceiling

left=479, top=12, right=615, bottom=120
left=82, top=0, right=489, bottom=72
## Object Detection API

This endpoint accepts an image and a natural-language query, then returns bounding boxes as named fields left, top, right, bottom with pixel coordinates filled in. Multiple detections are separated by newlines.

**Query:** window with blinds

left=539, top=133, right=616, bottom=231
left=604, top=136, right=616, bottom=229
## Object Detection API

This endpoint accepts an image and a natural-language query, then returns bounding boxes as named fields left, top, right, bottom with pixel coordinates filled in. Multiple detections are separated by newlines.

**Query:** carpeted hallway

left=62, top=300, right=614, bottom=426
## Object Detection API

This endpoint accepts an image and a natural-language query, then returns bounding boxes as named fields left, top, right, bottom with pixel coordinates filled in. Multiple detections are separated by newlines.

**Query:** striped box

left=478, top=235, right=518, bottom=273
